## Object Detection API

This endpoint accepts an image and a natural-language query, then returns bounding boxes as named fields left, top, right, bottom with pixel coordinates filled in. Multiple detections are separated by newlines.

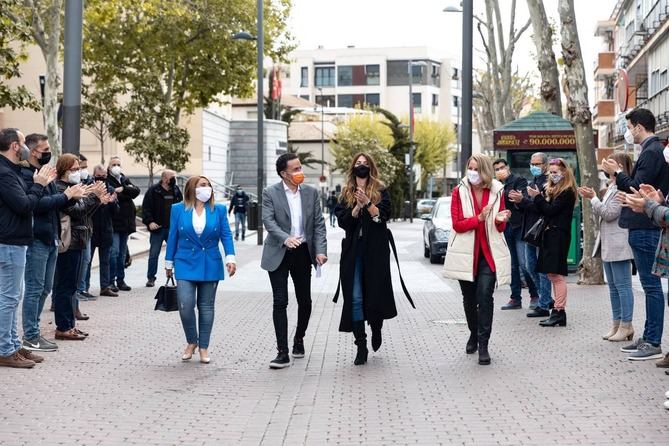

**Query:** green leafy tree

left=80, top=83, right=118, bottom=164
left=0, top=0, right=40, bottom=110
left=413, top=118, right=456, bottom=189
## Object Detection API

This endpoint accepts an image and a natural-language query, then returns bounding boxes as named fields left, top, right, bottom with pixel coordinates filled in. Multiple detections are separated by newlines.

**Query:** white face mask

left=68, top=171, right=81, bottom=184
left=110, top=165, right=122, bottom=176
left=80, top=169, right=89, bottom=180
left=624, top=128, right=635, bottom=145
left=664, top=146, right=669, bottom=164
left=195, top=186, right=213, bottom=202
left=466, top=169, right=481, bottom=185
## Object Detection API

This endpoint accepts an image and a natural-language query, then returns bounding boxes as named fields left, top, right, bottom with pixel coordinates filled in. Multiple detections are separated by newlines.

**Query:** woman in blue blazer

left=165, top=176, right=236, bottom=363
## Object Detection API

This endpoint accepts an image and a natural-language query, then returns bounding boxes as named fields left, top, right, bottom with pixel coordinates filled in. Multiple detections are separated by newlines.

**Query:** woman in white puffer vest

left=443, top=154, right=512, bottom=365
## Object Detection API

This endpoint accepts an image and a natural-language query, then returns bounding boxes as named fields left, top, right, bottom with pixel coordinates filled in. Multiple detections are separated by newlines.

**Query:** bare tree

left=558, top=0, right=603, bottom=284
left=526, top=0, right=562, bottom=115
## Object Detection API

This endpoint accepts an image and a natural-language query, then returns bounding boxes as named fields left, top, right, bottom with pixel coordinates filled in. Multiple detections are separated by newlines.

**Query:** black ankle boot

left=478, top=342, right=491, bottom=365
left=352, top=321, right=368, bottom=365
left=370, top=320, right=383, bottom=352
left=466, top=332, right=478, bottom=354
left=539, top=309, right=567, bottom=327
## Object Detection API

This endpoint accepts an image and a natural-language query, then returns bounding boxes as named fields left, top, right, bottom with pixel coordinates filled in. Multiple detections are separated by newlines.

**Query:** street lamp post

left=233, top=0, right=264, bottom=246
left=407, top=59, right=426, bottom=224
left=62, top=0, right=84, bottom=155
left=318, top=87, right=325, bottom=178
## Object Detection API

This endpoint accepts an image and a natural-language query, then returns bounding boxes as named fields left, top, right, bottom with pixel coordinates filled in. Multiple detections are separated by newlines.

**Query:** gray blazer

left=591, top=185, right=634, bottom=262
left=260, top=182, right=327, bottom=272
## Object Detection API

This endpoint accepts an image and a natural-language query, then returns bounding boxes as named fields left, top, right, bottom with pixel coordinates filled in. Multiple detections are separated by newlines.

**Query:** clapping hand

left=508, top=190, right=523, bottom=203
left=620, top=187, right=646, bottom=213
left=527, top=185, right=540, bottom=198
left=577, top=186, right=596, bottom=200
left=638, top=184, right=664, bottom=204
left=478, top=204, right=493, bottom=222
left=354, top=187, right=369, bottom=208
left=33, top=165, right=56, bottom=186
left=495, top=209, right=512, bottom=223
left=64, top=183, right=87, bottom=200
left=602, top=158, right=619, bottom=176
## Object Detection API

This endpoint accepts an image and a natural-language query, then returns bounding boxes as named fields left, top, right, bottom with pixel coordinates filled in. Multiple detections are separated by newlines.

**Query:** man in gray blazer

left=262, top=153, right=327, bottom=369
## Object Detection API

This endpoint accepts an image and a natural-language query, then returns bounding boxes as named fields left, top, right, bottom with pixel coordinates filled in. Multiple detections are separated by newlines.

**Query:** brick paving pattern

left=1, top=221, right=668, bottom=445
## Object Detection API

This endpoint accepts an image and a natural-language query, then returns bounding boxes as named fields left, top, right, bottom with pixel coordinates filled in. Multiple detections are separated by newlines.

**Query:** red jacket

left=451, top=185, right=506, bottom=274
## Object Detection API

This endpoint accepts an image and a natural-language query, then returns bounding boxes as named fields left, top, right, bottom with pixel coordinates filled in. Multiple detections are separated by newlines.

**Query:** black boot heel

left=352, top=321, right=368, bottom=366
left=478, top=343, right=491, bottom=365
left=466, top=333, right=478, bottom=354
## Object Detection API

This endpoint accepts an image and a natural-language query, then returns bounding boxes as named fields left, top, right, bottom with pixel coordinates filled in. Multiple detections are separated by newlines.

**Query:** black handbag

left=523, top=217, right=547, bottom=247
left=154, top=277, right=178, bottom=312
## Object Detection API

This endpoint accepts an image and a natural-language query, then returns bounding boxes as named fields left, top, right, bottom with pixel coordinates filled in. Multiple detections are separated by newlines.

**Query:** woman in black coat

left=335, top=152, right=397, bottom=366
left=527, top=157, right=577, bottom=327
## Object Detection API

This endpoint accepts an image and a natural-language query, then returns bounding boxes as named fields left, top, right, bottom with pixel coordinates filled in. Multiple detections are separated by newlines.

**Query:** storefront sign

left=493, top=130, right=577, bottom=150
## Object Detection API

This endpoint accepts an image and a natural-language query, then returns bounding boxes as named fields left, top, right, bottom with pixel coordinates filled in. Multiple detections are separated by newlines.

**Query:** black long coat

left=335, top=188, right=397, bottom=332
left=106, top=173, right=140, bottom=234
left=534, top=190, right=576, bottom=276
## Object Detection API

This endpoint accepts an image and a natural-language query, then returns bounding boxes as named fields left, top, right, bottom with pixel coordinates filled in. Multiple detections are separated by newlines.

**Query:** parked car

left=416, top=199, right=436, bottom=217
left=422, top=197, right=452, bottom=264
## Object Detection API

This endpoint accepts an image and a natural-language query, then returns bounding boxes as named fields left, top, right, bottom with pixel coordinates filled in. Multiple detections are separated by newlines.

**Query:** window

left=365, top=65, right=380, bottom=85
left=431, top=94, right=439, bottom=113
left=337, top=94, right=353, bottom=108
left=300, top=67, right=308, bottom=87
left=338, top=66, right=353, bottom=86
left=365, top=93, right=380, bottom=106
left=651, top=69, right=660, bottom=95
left=412, top=92, right=422, bottom=114
left=411, top=64, right=423, bottom=83
left=315, top=66, right=335, bottom=87
left=661, top=69, right=668, bottom=90
left=315, top=95, right=335, bottom=107
left=453, top=96, right=459, bottom=107
left=300, top=94, right=310, bottom=101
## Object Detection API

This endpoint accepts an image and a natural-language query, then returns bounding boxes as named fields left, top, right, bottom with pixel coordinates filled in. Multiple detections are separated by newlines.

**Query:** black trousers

left=268, top=244, right=312, bottom=352
left=459, top=256, right=496, bottom=345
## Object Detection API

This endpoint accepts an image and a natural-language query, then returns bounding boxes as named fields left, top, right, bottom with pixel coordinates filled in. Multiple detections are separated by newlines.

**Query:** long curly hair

left=340, top=152, right=385, bottom=208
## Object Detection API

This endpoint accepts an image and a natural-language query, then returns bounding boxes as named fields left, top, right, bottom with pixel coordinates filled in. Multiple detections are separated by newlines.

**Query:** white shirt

left=283, top=182, right=305, bottom=241
left=193, top=208, right=206, bottom=235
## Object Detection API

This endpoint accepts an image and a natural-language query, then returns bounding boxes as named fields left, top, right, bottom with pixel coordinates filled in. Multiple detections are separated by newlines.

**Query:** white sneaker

left=664, top=400, right=669, bottom=410
left=665, top=390, right=669, bottom=399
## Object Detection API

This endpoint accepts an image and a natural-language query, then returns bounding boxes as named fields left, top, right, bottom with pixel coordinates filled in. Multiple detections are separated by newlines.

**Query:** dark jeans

left=628, top=229, right=664, bottom=346
left=110, top=232, right=129, bottom=283
left=352, top=240, right=364, bottom=322
left=505, top=225, right=538, bottom=301
left=90, top=245, right=112, bottom=289
left=53, top=249, right=82, bottom=332
left=268, top=244, right=312, bottom=353
left=459, top=256, right=496, bottom=345
left=328, top=208, right=336, bottom=226
left=148, top=228, right=170, bottom=280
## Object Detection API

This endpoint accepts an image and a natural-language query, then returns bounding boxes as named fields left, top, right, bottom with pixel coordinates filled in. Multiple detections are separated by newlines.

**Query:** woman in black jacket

left=527, top=157, right=577, bottom=327
left=52, top=154, right=107, bottom=341
left=335, top=152, right=413, bottom=365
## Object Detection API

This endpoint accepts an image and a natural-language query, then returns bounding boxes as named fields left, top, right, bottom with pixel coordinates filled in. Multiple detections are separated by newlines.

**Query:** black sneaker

left=526, top=307, right=550, bottom=318
left=501, top=299, right=522, bottom=310
left=269, top=351, right=291, bottom=369
left=22, top=336, right=58, bottom=352
left=621, top=337, right=645, bottom=353
left=146, top=279, right=155, bottom=287
left=117, top=281, right=131, bottom=291
left=110, top=284, right=119, bottom=293
left=292, top=339, right=305, bottom=358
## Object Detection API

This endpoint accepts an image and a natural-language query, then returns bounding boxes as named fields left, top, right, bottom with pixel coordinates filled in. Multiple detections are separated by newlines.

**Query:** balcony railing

left=640, top=0, right=669, bottom=38
left=638, top=85, right=669, bottom=132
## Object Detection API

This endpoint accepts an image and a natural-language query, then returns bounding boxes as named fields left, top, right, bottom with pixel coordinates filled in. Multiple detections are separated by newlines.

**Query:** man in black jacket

left=509, top=152, right=554, bottom=317
left=107, top=156, right=140, bottom=292
left=603, top=108, right=669, bottom=361
left=228, top=185, right=250, bottom=241
left=0, top=128, right=55, bottom=369
left=141, top=170, right=182, bottom=287
left=20, top=134, right=86, bottom=353
left=494, top=159, right=539, bottom=310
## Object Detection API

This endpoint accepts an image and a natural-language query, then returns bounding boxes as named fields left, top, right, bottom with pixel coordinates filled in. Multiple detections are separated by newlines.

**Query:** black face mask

left=353, top=164, right=370, bottom=179
left=95, top=176, right=106, bottom=182
left=38, top=152, right=51, bottom=166
left=168, top=177, right=176, bottom=187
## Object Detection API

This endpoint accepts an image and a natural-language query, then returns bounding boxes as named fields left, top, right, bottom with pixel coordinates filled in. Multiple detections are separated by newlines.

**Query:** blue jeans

left=234, top=212, right=246, bottom=238
left=53, top=249, right=82, bottom=332
left=22, top=240, right=58, bottom=340
left=329, top=209, right=336, bottom=226
left=352, top=241, right=364, bottom=322
left=90, top=245, right=112, bottom=289
left=77, top=239, right=92, bottom=293
left=148, top=228, right=169, bottom=280
left=628, top=229, right=664, bottom=346
left=176, top=280, right=218, bottom=349
left=505, top=226, right=538, bottom=301
left=0, top=244, right=27, bottom=357
left=525, top=244, right=552, bottom=309
left=603, top=260, right=634, bottom=322
left=110, top=232, right=129, bottom=283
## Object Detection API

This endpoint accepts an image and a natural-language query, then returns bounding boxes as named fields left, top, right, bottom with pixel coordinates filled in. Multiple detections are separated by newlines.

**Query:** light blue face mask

left=529, top=165, right=542, bottom=177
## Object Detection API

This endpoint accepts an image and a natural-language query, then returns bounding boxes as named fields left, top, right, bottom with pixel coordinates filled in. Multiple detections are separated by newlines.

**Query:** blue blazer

left=165, top=203, right=235, bottom=281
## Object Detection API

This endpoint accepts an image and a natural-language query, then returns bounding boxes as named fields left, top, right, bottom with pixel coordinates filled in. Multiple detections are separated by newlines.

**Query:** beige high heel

left=199, top=348, right=210, bottom=364
left=181, top=343, right=198, bottom=361
left=608, top=322, right=634, bottom=342
left=603, top=320, right=620, bottom=340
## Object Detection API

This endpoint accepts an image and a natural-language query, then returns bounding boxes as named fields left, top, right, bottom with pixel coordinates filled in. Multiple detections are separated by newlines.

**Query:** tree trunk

left=527, top=0, right=562, bottom=115
left=558, top=0, right=603, bottom=285
left=484, top=0, right=504, bottom=128
left=43, top=49, right=60, bottom=156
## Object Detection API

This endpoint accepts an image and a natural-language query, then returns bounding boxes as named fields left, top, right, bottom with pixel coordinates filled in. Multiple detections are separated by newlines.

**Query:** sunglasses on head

left=549, top=158, right=564, bottom=166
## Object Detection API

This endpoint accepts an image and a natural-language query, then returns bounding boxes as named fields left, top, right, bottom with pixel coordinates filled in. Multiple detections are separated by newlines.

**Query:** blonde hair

left=183, top=176, right=215, bottom=211
left=466, top=153, right=494, bottom=188
left=340, top=152, right=385, bottom=208
left=546, top=158, right=577, bottom=202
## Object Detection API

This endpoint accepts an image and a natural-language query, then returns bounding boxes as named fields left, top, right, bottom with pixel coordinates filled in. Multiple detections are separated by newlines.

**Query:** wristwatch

left=614, top=169, right=622, bottom=177
left=364, top=200, right=372, bottom=209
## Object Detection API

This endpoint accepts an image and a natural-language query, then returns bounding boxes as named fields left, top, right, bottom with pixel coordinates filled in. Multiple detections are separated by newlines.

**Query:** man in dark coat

left=141, top=169, right=182, bottom=287
left=228, top=185, right=250, bottom=241
left=76, top=154, right=96, bottom=300
left=493, top=159, right=539, bottom=310
left=509, top=152, right=553, bottom=317
left=88, top=165, right=119, bottom=297
left=106, top=156, right=140, bottom=292
left=603, top=108, right=669, bottom=361
left=326, top=191, right=338, bottom=227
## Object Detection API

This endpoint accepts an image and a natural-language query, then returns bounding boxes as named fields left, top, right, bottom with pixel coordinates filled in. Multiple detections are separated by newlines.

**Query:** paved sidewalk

left=2, top=221, right=668, bottom=445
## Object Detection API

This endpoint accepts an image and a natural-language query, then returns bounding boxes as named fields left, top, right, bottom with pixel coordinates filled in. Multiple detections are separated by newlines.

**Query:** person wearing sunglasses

left=527, top=158, right=577, bottom=327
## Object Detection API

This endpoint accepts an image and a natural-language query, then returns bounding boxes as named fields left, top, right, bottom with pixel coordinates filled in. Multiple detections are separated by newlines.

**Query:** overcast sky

left=289, top=0, right=619, bottom=100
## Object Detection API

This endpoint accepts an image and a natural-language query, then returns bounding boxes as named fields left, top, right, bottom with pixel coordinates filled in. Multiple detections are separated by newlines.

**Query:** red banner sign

left=493, top=130, right=577, bottom=150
